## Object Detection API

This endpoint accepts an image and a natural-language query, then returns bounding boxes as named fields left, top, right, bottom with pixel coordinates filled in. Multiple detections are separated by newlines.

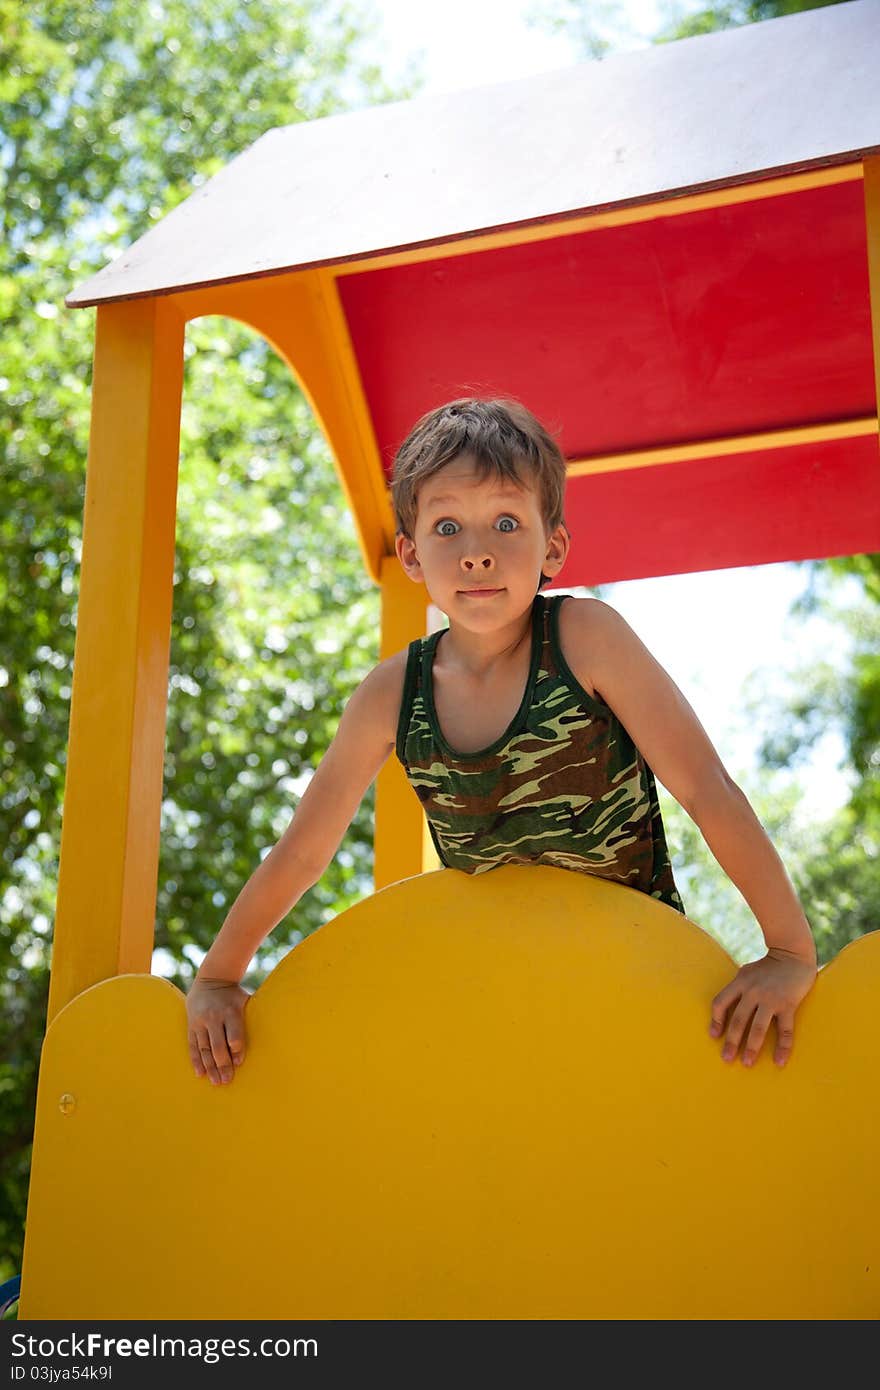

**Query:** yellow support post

left=46, top=299, right=184, bottom=1023
left=374, top=555, right=434, bottom=889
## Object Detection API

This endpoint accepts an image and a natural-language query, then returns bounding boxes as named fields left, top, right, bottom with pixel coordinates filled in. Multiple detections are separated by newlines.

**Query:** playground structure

left=17, top=2, right=880, bottom=1317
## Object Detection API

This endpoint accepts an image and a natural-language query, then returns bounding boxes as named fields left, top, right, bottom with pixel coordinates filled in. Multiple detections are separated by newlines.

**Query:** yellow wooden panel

left=21, top=869, right=880, bottom=1320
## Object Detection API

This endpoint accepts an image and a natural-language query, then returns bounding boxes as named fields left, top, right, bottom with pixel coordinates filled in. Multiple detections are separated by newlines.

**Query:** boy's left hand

left=709, top=947, right=818, bottom=1068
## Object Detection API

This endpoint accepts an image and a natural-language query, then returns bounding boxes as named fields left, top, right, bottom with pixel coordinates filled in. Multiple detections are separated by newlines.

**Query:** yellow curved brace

left=174, top=272, right=394, bottom=585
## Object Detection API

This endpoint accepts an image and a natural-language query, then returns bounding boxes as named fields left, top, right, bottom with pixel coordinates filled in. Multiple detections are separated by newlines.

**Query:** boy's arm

left=561, top=598, right=817, bottom=1068
left=187, top=650, right=406, bottom=1085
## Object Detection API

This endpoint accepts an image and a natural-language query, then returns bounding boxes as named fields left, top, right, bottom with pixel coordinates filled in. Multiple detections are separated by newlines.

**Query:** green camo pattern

left=396, top=594, right=685, bottom=913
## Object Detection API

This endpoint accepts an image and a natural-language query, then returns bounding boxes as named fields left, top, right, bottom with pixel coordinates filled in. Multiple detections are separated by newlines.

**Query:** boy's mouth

left=459, top=587, right=503, bottom=597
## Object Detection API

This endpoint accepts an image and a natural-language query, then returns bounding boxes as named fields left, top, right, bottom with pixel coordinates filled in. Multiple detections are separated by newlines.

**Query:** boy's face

left=395, top=455, right=568, bottom=628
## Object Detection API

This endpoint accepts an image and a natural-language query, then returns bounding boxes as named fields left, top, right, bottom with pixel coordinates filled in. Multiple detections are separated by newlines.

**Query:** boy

left=186, top=398, right=817, bottom=1085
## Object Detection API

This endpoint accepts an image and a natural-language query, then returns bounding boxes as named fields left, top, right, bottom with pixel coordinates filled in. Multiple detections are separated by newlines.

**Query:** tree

left=1, top=0, right=409, bottom=1283
left=526, top=0, right=849, bottom=57
left=653, top=0, right=847, bottom=44
left=744, top=563, right=880, bottom=961
left=799, top=555, right=880, bottom=831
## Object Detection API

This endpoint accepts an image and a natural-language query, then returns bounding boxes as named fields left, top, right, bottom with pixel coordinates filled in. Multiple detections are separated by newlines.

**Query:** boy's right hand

left=186, top=977, right=251, bottom=1085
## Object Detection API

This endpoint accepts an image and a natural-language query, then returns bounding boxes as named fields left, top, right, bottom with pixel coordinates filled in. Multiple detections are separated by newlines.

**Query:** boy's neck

left=438, top=602, right=537, bottom=675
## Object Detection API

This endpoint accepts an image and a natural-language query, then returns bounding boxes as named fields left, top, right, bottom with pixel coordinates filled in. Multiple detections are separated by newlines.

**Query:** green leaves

left=662, top=558, right=880, bottom=968
left=157, top=319, right=381, bottom=988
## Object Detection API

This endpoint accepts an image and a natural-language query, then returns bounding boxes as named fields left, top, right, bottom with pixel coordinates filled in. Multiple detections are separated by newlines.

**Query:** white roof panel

left=68, top=1, right=880, bottom=307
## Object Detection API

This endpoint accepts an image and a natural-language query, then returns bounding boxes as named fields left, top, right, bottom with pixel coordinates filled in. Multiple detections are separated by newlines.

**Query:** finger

left=740, top=1004, right=774, bottom=1067
left=197, top=1029, right=223, bottom=1087
left=773, top=1010, right=796, bottom=1068
left=206, top=1023, right=236, bottom=1085
left=189, top=1034, right=207, bottom=1078
left=225, top=1020, right=247, bottom=1070
left=721, top=1001, right=757, bottom=1062
left=214, top=1023, right=244, bottom=1085
left=709, top=982, right=742, bottom=1038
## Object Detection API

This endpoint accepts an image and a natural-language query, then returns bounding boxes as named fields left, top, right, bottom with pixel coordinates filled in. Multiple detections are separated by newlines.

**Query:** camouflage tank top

left=395, top=593, right=685, bottom=913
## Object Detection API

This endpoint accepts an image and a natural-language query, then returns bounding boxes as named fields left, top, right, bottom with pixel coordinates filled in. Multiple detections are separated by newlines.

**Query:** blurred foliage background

left=1, top=0, right=876, bottom=1290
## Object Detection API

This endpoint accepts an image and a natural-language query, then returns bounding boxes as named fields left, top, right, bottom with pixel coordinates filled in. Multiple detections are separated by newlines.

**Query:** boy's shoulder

left=373, top=646, right=409, bottom=686
left=359, top=646, right=409, bottom=698
left=556, top=592, right=621, bottom=643
left=325, top=649, right=409, bottom=755
left=555, top=594, right=632, bottom=694
left=345, top=647, right=409, bottom=736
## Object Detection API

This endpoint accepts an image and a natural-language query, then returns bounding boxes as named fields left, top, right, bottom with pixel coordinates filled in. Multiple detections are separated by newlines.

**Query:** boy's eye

left=495, top=515, right=519, bottom=533
left=435, top=519, right=460, bottom=537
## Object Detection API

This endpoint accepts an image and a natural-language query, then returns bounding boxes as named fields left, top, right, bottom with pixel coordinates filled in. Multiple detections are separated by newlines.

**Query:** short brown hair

left=391, top=397, right=567, bottom=537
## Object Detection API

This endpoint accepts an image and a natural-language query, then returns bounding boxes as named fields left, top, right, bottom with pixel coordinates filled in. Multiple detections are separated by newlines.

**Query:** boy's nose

left=461, top=553, right=494, bottom=571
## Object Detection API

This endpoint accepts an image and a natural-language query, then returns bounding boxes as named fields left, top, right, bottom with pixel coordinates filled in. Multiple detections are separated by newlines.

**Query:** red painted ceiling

left=339, top=180, right=878, bottom=584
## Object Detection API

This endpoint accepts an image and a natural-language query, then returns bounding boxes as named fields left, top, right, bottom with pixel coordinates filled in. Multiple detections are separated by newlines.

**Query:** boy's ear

left=395, top=531, right=424, bottom=582
left=541, top=523, right=570, bottom=581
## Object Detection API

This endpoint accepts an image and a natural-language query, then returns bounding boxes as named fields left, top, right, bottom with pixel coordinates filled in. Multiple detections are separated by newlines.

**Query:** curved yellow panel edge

left=20, top=868, right=880, bottom=1320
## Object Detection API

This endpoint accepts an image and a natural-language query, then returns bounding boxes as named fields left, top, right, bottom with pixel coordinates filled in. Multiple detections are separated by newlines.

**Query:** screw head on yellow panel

left=58, top=1093, right=76, bottom=1116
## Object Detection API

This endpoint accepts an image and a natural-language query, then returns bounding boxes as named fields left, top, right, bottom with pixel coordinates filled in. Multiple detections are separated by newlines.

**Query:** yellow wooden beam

left=313, top=268, right=397, bottom=561
left=47, top=300, right=184, bottom=1022
left=566, top=415, right=879, bottom=480
left=865, top=157, right=880, bottom=454
left=374, top=556, right=435, bottom=889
